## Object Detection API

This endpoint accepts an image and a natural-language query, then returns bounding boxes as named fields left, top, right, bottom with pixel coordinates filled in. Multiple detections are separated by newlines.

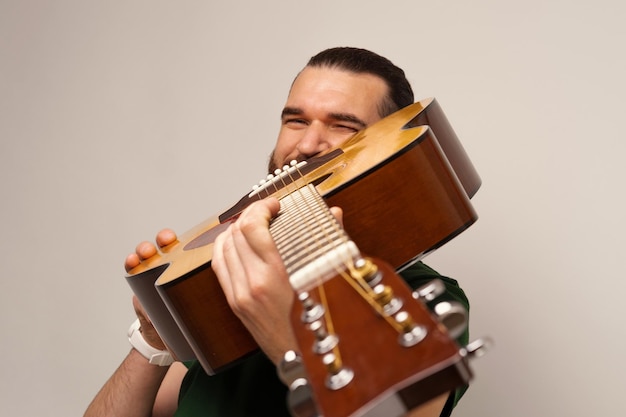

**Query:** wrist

left=127, top=319, right=173, bottom=366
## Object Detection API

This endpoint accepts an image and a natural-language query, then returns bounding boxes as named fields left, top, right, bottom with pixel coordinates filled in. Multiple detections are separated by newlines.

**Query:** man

left=84, top=47, right=470, bottom=417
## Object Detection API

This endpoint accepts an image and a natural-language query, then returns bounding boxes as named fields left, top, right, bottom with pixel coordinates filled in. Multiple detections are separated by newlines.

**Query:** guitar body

left=126, top=98, right=479, bottom=375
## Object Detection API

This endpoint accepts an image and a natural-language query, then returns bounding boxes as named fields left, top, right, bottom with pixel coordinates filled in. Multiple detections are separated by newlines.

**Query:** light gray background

left=1, top=1, right=624, bottom=416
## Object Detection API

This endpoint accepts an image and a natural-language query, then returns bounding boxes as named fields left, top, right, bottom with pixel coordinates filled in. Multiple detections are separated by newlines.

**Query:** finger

left=231, top=219, right=282, bottom=279
left=211, top=225, right=236, bottom=302
left=124, top=253, right=141, bottom=272
left=213, top=200, right=282, bottom=308
left=212, top=198, right=286, bottom=313
left=228, top=200, right=289, bottom=298
left=234, top=198, right=282, bottom=263
left=125, top=239, right=161, bottom=272
left=135, top=241, right=158, bottom=260
left=156, top=228, right=177, bottom=248
left=329, top=206, right=344, bottom=227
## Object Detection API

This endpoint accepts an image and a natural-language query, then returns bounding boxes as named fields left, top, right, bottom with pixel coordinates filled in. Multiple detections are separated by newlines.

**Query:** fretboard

left=270, top=184, right=360, bottom=292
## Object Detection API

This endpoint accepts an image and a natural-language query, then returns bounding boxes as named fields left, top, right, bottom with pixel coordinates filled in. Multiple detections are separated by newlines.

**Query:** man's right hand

left=124, top=228, right=178, bottom=272
left=125, top=228, right=179, bottom=351
left=84, top=228, right=185, bottom=417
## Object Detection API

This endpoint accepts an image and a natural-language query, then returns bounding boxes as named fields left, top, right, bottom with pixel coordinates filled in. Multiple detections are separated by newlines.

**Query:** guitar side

left=125, top=216, right=258, bottom=373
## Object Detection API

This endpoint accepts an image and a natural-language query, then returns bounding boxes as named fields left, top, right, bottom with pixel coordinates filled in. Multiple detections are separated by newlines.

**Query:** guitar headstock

left=282, top=257, right=475, bottom=417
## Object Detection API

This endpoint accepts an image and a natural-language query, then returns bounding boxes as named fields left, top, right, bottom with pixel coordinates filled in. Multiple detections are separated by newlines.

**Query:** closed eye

left=283, top=118, right=309, bottom=127
left=332, top=123, right=360, bottom=133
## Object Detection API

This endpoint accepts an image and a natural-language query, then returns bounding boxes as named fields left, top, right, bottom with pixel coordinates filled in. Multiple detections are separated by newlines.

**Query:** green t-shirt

left=175, top=261, right=469, bottom=417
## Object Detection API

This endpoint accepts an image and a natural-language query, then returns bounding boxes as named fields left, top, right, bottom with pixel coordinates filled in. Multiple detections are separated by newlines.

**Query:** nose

left=296, top=122, right=328, bottom=159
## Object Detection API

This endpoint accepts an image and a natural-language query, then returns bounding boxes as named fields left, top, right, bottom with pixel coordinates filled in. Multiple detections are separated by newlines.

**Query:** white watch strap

left=127, top=319, right=174, bottom=366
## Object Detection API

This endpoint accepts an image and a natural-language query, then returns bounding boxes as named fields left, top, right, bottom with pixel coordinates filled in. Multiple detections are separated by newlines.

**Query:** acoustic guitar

left=126, top=97, right=482, bottom=414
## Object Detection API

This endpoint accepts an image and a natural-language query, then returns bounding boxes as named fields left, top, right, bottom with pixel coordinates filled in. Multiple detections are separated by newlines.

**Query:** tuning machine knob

left=395, top=310, right=427, bottom=347
left=462, top=337, right=493, bottom=359
left=323, top=353, right=354, bottom=390
left=277, top=351, right=320, bottom=417
left=432, top=301, right=468, bottom=340
left=412, top=279, right=469, bottom=340
left=298, top=292, right=325, bottom=323
left=353, top=257, right=382, bottom=286
left=412, top=279, right=446, bottom=302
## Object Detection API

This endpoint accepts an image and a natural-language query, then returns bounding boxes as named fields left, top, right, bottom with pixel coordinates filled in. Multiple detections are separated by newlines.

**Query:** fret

left=271, top=184, right=360, bottom=291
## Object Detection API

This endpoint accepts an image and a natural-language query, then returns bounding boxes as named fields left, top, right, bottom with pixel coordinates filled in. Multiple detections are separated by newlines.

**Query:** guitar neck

left=271, top=183, right=360, bottom=292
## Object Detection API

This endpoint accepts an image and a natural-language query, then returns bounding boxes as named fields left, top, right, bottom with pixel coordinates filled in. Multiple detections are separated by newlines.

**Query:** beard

left=268, top=145, right=330, bottom=176
left=267, top=150, right=309, bottom=174
left=267, top=150, right=278, bottom=174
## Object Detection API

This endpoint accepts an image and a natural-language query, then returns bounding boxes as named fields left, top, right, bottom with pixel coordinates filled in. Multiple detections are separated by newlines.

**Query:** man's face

left=268, top=66, right=389, bottom=172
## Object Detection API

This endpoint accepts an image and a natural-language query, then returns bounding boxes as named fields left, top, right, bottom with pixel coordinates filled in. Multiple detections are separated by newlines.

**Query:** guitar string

left=252, top=172, right=342, bottom=345
left=293, top=183, right=406, bottom=334
left=253, top=164, right=404, bottom=358
left=282, top=165, right=348, bottom=366
left=274, top=165, right=406, bottom=336
left=252, top=168, right=344, bottom=350
left=285, top=165, right=408, bottom=334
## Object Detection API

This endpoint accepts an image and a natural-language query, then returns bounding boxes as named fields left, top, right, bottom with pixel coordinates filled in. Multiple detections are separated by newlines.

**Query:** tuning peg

left=323, top=353, right=354, bottom=390
left=412, top=279, right=445, bottom=302
left=395, top=310, right=427, bottom=347
left=277, top=350, right=307, bottom=387
left=462, top=337, right=493, bottom=359
left=277, top=351, right=320, bottom=417
left=298, top=292, right=325, bottom=323
left=353, top=257, right=382, bottom=286
left=372, top=284, right=403, bottom=315
left=432, top=301, right=468, bottom=340
left=309, top=319, right=338, bottom=354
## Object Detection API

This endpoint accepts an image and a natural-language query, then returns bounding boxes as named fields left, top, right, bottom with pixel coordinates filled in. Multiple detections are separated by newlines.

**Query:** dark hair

left=306, top=47, right=414, bottom=117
